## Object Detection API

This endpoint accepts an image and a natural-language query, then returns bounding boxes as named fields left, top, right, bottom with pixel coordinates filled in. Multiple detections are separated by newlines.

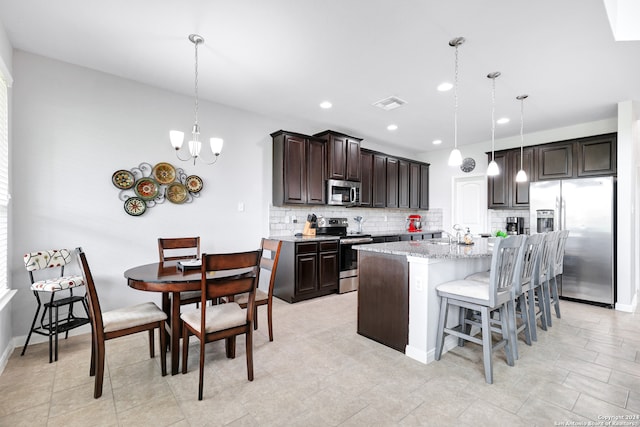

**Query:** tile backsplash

left=488, top=209, right=531, bottom=235
left=269, top=206, right=443, bottom=237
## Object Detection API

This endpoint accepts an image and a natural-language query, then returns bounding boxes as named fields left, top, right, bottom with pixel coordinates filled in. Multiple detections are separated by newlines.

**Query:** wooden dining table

left=124, top=261, right=253, bottom=375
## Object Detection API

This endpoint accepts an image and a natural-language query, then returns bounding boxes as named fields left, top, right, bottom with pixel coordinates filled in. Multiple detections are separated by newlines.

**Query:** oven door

left=339, top=236, right=373, bottom=293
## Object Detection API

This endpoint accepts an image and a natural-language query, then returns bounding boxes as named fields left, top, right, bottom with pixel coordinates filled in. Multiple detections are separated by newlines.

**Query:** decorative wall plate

left=112, top=170, right=135, bottom=189
left=124, top=197, right=147, bottom=216
left=461, top=157, right=476, bottom=173
left=186, top=175, right=203, bottom=193
left=167, top=182, right=188, bottom=204
left=134, top=178, right=160, bottom=200
left=152, top=162, right=176, bottom=184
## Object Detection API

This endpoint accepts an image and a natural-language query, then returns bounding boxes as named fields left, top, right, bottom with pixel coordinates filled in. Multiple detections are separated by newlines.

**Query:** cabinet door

left=360, top=150, right=373, bottom=207
left=283, top=135, right=307, bottom=204
left=512, top=148, right=534, bottom=207
left=306, top=138, right=326, bottom=204
left=487, top=152, right=509, bottom=208
left=345, top=138, right=362, bottom=181
left=318, top=251, right=339, bottom=291
left=295, top=253, right=317, bottom=294
left=386, top=157, right=399, bottom=208
left=538, top=143, right=573, bottom=180
left=327, top=134, right=347, bottom=180
left=577, top=135, right=617, bottom=177
left=372, top=154, right=387, bottom=208
left=398, top=160, right=410, bottom=209
left=419, top=164, right=430, bottom=210
left=409, top=162, right=420, bottom=209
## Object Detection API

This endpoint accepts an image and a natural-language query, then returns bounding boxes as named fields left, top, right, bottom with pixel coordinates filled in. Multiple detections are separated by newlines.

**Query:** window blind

left=0, top=75, right=8, bottom=290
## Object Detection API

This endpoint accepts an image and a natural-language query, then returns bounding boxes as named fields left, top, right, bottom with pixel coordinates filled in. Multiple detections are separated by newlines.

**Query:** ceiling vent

left=372, top=96, right=407, bottom=111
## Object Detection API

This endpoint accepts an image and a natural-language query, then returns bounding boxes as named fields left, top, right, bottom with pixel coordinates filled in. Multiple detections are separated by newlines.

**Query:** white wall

left=7, top=51, right=325, bottom=340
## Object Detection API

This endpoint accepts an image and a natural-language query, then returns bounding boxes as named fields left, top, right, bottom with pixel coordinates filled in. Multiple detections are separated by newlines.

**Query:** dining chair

left=547, top=230, right=569, bottom=324
left=158, top=237, right=202, bottom=306
left=466, top=233, right=543, bottom=360
left=528, top=232, right=556, bottom=338
left=181, top=249, right=261, bottom=400
left=75, top=247, right=167, bottom=398
left=226, top=238, right=282, bottom=342
left=21, top=249, right=90, bottom=363
left=434, top=235, right=525, bottom=384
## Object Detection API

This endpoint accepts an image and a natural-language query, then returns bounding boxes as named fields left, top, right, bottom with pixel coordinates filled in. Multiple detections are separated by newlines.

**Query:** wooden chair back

left=535, top=232, right=557, bottom=284
left=518, top=233, right=545, bottom=293
left=552, top=230, right=570, bottom=276
left=75, top=248, right=104, bottom=341
left=488, top=235, right=526, bottom=307
left=158, top=237, right=200, bottom=262
left=259, top=238, right=282, bottom=297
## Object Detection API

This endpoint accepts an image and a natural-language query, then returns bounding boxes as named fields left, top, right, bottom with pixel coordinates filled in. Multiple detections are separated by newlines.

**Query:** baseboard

left=405, top=335, right=458, bottom=365
left=615, top=293, right=638, bottom=313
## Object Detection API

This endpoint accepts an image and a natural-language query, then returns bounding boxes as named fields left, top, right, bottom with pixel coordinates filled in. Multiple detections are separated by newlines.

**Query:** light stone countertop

left=354, top=238, right=495, bottom=260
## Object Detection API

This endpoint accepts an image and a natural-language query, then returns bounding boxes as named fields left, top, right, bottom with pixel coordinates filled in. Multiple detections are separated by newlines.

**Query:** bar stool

left=21, top=249, right=90, bottom=362
left=546, top=230, right=569, bottom=325
left=528, top=232, right=556, bottom=338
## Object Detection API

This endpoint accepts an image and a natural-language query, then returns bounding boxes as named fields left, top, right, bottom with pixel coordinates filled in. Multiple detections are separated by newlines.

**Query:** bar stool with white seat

left=434, top=235, right=525, bottom=384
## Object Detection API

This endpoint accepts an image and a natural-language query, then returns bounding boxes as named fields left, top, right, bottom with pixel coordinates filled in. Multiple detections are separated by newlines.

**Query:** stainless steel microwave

left=327, top=179, right=361, bottom=206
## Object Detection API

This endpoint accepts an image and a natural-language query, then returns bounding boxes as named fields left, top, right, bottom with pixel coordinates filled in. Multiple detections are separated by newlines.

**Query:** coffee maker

left=506, top=217, right=525, bottom=235
left=407, top=215, right=422, bottom=232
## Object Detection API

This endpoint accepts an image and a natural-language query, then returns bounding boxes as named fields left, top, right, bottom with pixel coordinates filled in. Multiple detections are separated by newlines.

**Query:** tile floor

left=1, top=292, right=640, bottom=426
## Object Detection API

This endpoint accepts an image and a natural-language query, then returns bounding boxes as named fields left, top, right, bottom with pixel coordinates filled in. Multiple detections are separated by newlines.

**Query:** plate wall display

left=152, top=162, right=177, bottom=184
left=167, top=182, right=188, bottom=204
left=186, top=175, right=203, bottom=193
left=124, top=197, right=147, bottom=216
left=112, top=169, right=135, bottom=189
left=134, top=178, right=160, bottom=200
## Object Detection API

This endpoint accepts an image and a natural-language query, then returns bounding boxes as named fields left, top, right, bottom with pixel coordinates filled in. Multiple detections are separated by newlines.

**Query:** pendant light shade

left=486, top=71, right=501, bottom=176
left=447, top=37, right=465, bottom=167
left=515, top=94, right=529, bottom=182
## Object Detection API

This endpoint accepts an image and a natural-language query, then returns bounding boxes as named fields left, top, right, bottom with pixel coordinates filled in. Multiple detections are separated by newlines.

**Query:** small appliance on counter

left=407, top=214, right=422, bottom=232
left=506, top=217, right=525, bottom=235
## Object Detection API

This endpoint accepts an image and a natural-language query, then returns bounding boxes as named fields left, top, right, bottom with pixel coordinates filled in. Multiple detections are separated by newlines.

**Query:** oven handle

left=340, top=237, right=374, bottom=245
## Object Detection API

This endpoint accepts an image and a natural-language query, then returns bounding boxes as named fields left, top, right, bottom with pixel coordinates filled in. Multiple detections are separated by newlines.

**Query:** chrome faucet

left=441, top=230, right=456, bottom=245
left=452, top=224, right=464, bottom=244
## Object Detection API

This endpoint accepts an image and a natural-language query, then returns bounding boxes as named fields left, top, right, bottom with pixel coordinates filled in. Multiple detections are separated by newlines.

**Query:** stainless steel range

left=316, top=217, right=373, bottom=293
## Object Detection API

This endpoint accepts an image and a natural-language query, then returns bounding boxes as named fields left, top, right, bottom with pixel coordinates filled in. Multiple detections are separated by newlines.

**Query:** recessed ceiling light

left=437, top=82, right=453, bottom=92
left=432, top=139, right=442, bottom=145
left=320, top=101, right=332, bottom=109
left=387, top=124, right=398, bottom=131
left=496, top=117, right=510, bottom=124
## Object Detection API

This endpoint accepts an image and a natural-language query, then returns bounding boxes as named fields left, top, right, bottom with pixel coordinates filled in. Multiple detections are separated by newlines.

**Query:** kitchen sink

left=425, top=240, right=450, bottom=245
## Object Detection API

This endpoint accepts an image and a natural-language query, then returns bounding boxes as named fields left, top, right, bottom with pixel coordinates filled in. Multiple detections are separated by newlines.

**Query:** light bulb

left=487, top=160, right=500, bottom=176
left=170, top=130, right=184, bottom=149
left=515, top=169, right=528, bottom=182
left=448, top=148, right=462, bottom=166
left=210, top=138, right=224, bottom=155
left=188, top=140, right=202, bottom=158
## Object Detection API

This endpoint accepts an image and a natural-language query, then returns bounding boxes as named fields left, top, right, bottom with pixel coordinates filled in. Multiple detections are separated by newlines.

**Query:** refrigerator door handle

left=556, top=196, right=561, bottom=230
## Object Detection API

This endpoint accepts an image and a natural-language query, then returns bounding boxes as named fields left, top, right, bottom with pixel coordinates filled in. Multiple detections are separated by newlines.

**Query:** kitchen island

left=355, top=238, right=493, bottom=364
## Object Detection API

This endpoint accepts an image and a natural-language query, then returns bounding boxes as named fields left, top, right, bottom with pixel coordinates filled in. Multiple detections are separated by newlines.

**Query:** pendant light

left=170, top=34, right=223, bottom=165
left=447, top=37, right=465, bottom=167
left=515, top=94, right=529, bottom=182
left=486, top=71, right=501, bottom=176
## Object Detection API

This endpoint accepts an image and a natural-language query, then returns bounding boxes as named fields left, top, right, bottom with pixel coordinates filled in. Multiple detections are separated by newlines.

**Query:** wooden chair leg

left=480, top=306, right=493, bottom=384
left=507, top=299, right=518, bottom=361
left=502, top=302, right=515, bottom=367
left=527, top=288, right=538, bottom=342
left=148, top=329, right=155, bottom=358
left=246, top=329, right=254, bottom=381
left=198, top=340, right=205, bottom=401
left=158, top=324, right=166, bottom=376
left=94, top=339, right=105, bottom=398
left=89, top=330, right=96, bottom=377
left=181, top=325, right=190, bottom=374
left=225, top=336, right=236, bottom=359
left=253, top=306, right=258, bottom=330
left=551, top=275, right=561, bottom=318
left=267, top=302, right=274, bottom=342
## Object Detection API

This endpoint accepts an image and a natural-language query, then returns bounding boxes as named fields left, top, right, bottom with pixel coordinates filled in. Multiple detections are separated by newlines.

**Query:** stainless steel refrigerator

left=529, top=177, right=616, bottom=306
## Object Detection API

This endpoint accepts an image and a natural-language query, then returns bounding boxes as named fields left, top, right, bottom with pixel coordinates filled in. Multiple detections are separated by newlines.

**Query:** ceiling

left=1, top=0, right=639, bottom=154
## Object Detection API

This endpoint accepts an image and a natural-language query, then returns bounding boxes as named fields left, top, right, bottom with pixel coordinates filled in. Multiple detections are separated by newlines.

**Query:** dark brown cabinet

left=272, top=130, right=326, bottom=206
left=314, top=130, right=362, bottom=181
left=577, top=134, right=617, bottom=177
left=537, top=142, right=573, bottom=180
left=273, top=239, right=339, bottom=303
left=372, top=153, right=387, bottom=208
left=386, top=157, right=399, bottom=208
left=487, top=152, right=510, bottom=208
left=409, top=162, right=420, bottom=209
left=488, top=148, right=533, bottom=209
left=359, top=150, right=373, bottom=207
left=419, top=163, right=430, bottom=210
left=398, top=160, right=410, bottom=209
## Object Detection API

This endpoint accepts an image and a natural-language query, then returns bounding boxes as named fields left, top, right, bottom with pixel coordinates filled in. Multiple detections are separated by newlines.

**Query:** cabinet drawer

left=296, top=242, right=318, bottom=254
left=319, top=241, right=338, bottom=252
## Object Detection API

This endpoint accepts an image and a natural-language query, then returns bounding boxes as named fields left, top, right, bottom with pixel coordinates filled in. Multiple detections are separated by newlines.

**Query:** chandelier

left=170, top=34, right=223, bottom=165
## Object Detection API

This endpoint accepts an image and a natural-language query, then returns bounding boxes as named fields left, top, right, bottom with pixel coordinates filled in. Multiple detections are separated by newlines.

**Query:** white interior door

left=452, top=175, right=487, bottom=235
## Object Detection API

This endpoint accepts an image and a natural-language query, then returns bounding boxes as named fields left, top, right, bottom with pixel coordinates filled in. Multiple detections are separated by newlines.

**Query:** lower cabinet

left=273, top=239, right=339, bottom=303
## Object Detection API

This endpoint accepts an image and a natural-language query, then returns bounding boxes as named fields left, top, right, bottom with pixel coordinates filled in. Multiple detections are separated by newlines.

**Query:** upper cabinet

left=272, top=130, right=326, bottom=206
left=488, top=133, right=617, bottom=209
left=359, top=150, right=374, bottom=207
left=313, top=131, right=362, bottom=181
